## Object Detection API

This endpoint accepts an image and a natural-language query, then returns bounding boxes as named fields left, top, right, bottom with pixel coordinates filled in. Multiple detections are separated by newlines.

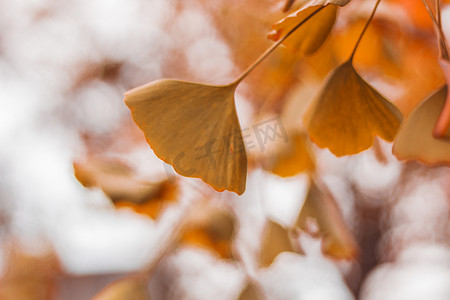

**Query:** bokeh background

left=0, top=0, right=449, bottom=299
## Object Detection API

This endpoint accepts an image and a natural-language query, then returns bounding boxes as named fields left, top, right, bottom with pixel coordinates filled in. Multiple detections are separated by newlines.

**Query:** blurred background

left=0, top=0, right=449, bottom=299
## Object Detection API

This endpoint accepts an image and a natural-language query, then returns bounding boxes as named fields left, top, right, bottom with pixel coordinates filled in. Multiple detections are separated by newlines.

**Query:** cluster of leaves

left=63, top=0, right=450, bottom=299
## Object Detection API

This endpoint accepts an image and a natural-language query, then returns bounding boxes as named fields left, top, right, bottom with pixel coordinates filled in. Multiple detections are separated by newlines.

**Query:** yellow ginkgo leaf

left=124, top=80, right=246, bottom=195
left=393, top=86, right=450, bottom=164
left=295, top=180, right=358, bottom=259
left=259, top=220, right=294, bottom=267
left=303, top=60, right=403, bottom=156
left=92, top=277, right=150, bottom=300
left=268, top=4, right=337, bottom=55
left=264, top=131, right=315, bottom=177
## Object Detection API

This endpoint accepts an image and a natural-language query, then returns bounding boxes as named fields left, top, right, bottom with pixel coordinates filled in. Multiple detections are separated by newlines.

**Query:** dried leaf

left=303, top=60, right=403, bottom=156
left=393, top=86, right=450, bottom=164
left=268, top=4, right=337, bottom=55
left=259, top=220, right=294, bottom=267
left=238, top=282, right=263, bottom=300
left=295, top=180, right=358, bottom=259
left=92, top=277, right=150, bottom=300
left=263, top=131, right=315, bottom=177
left=124, top=80, right=246, bottom=195
left=291, top=0, right=351, bottom=8
left=180, top=206, right=236, bottom=259
left=433, top=59, right=450, bottom=138
left=0, top=249, right=59, bottom=300
left=74, top=158, right=169, bottom=204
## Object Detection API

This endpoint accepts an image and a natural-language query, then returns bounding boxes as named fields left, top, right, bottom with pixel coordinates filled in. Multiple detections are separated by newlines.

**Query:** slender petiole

left=232, top=5, right=326, bottom=85
left=349, top=0, right=382, bottom=62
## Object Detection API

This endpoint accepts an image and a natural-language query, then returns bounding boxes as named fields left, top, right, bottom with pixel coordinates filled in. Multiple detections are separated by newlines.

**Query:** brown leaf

left=91, top=277, right=150, bottom=300
left=295, top=180, right=358, bottom=259
left=0, top=249, right=60, bottom=300
left=180, top=206, right=236, bottom=259
left=259, top=220, right=294, bottom=267
left=263, top=131, right=315, bottom=177
left=393, top=86, right=450, bottom=164
left=238, top=282, right=263, bottom=300
left=124, top=80, right=246, bottom=195
left=433, top=59, right=450, bottom=138
left=291, top=0, right=351, bottom=7
left=268, top=4, right=337, bottom=55
left=303, top=60, right=403, bottom=156
left=74, top=158, right=170, bottom=204
left=74, top=158, right=177, bottom=219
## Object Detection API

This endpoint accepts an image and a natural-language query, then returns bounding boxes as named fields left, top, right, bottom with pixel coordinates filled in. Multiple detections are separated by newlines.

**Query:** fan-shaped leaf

left=259, top=220, right=294, bottom=267
left=124, top=80, right=246, bottom=195
left=303, top=60, right=403, bottom=156
left=393, top=86, right=450, bottom=164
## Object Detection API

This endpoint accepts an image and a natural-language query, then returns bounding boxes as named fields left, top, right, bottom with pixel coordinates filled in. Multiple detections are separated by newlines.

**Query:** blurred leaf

left=290, top=0, right=351, bottom=7
left=114, top=180, right=177, bottom=219
left=263, top=131, right=315, bottom=177
left=0, top=249, right=59, bottom=300
left=238, top=282, right=263, bottom=300
left=393, top=86, right=450, bottom=164
left=180, top=206, right=236, bottom=259
left=74, top=158, right=171, bottom=204
left=296, top=180, right=358, bottom=259
left=124, top=80, right=246, bottom=195
left=74, top=158, right=177, bottom=219
left=259, top=220, right=294, bottom=267
left=268, top=4, right=337, bottom=55
left=91, top=277, right=150, bottom=300
left=303, top=60, right=403, bottom=156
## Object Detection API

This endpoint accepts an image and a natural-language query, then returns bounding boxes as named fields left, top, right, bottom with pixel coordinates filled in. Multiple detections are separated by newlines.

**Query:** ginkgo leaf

left=0, top=249, right=59, bottom=300
left=393, top=86, right=450, bottom=164
left=295, top=180, right=358, bottom=259
left=268, top=4, right=337, bottom=55
left=259, top=220, right=294, bottom=267
left=263, top=131, right=315, bottom=177
left=303, top=60, right=403, bottom=156
left=124, top=80, right=246, bottom=195
left=180, top=206, right=236, bottom=259
left=73, top=158, right=170, bottom=204
left=433, top=58, right=450, bottom=138
left=291, top=0, right=350, bottom=8
left=238, top=282, right=263, bottom=300
left=92, top=277, right=150, bottom=300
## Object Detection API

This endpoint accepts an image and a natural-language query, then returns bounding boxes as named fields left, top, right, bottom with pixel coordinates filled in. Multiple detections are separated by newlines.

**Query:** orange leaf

left=74, top=158, right=169, bottom=204
left=180, top=206, right=236, bottom=259
left=91, top=277, right=150, bottom=300
left=259, top=220, right=295, bottom=267
left=263, top=131, right=315, bottom=177
left=303, top=60, right=403, bottom=156
left=295, top=180, right=358, bottom=259
left=393, top=86, right=450, bottom=164
left=268, top=4, right=337, bottom=55
left=238, top=282, right=263, bottom=300
left=124, top=80, right=247, bottom=195
left=432, top=59, right=450, bottom=139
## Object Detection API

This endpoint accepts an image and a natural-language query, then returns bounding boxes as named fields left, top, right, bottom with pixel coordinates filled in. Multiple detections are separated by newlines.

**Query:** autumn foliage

left=2, top=0, right=450, bottom=299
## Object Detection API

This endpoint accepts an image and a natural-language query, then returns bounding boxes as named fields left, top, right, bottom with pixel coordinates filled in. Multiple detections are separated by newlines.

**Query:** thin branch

left=232, top=6, right=325, bottom=85
left=349, top=0, right=382, bottom=61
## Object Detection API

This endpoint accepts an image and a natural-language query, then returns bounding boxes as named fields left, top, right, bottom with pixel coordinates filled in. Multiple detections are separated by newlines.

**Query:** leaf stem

left=421, top=0, right=449, bottom=59
left=232, top=5, right=325, bottom=85
left=349, top=0, right=382, bottom=62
